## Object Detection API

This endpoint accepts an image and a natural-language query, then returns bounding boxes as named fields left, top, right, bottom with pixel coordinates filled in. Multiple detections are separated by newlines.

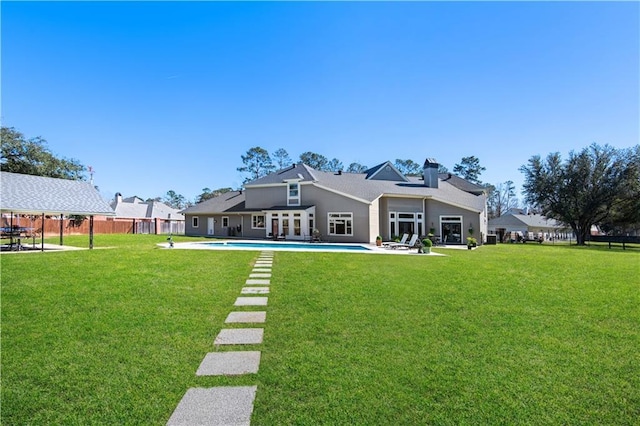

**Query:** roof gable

left=364, top=161, right=408, bottom=182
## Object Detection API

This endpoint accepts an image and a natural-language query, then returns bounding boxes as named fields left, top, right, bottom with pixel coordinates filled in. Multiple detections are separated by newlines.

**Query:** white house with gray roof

left=488, top=213, right=569, bottom=242
left=181, top=158, right=488, bottom=245
left=110, top=194, right=184, bottom=221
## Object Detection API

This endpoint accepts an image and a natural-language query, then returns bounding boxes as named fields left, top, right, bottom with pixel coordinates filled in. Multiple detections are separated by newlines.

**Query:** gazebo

left=1, top=171, right=115, bottom=250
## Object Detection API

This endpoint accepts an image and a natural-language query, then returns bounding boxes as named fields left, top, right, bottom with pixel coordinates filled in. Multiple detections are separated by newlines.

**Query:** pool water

left=204, top=241, right=371, bottom=251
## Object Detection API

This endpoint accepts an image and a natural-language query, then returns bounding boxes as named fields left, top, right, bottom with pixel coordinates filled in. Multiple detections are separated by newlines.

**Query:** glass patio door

left=441, top=216, right=463, bottom=244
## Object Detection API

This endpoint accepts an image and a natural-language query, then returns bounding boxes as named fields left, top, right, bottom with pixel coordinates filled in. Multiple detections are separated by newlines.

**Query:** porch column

left=60, top=214, right=64, bottom=246
left=89, top=215, right=94, bottom=249
left=41, top=213, right=45, bottom=252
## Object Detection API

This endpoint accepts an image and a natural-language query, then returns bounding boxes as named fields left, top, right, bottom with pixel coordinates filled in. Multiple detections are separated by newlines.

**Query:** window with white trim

left=252, top=214, right=265, bottom=229
left=192, top=216, right=199, bottom=228
left=328, top=212, right=353, bottom=236
left=222, top=216, right=229, bottom=227
left=287, top=182, right=300, bottom=206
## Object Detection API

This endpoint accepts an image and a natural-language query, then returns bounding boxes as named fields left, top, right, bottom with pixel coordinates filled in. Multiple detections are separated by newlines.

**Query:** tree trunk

left=571, top=222, right=590, bottom=245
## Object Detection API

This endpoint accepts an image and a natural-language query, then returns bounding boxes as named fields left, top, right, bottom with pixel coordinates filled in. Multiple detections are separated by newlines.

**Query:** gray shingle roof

left=314, top=171, right=485, bottom=212
left=439, top=173, right=486, bottom=195
left=245, top=165, right=485, bottom=213
left=181, top=191, right=247, bottom=214
left=1, top=171, right=115, bottom=216
left=488, top=213, right=564, bottom=229
left=246, top=163, right=317, bottom=185
left=110, top=197, right=185, bottom=220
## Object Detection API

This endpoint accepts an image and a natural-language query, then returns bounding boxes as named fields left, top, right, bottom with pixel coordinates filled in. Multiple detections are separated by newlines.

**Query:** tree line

left=236, top=146, right=489, bottom=182
left=2, top=126, right=638, bottom=243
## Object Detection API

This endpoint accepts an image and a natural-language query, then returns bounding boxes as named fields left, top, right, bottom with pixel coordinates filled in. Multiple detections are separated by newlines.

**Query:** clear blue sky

left=2, top=1, right=638, bottom=204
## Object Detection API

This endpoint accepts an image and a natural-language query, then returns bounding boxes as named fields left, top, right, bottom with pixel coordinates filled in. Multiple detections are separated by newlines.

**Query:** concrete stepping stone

left=234, top=297, right=268, bottom=306
left=167, top=386, right=257, bottom=426
left=214, top=328, right=264, bottom=345
left=196, top=351, right=261, bottom=376
left=225, top=311, right=266, bottom=323
left=246, top=279, right=270, bottom=285
left=252, top=269, right=271, bottom=274
left=255, top=263, right=272, bottom=267
left=241, top=287, right=270, bottom=294
left=249, top=273, right=271, bottom=278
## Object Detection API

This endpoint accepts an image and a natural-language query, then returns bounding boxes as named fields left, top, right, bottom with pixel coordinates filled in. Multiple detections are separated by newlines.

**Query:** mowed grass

left=1, top=235, right=639, bottom=424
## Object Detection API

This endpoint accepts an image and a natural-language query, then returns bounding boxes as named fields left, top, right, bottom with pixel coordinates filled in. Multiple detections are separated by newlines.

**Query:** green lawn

left=2, top=235, right=638, bottom=424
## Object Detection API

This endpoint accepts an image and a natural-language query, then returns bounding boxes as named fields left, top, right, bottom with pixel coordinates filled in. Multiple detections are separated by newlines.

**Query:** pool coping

left=158, top=240, right=447, bottom=255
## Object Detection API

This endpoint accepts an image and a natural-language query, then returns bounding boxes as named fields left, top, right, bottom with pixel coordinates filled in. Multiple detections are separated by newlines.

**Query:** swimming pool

left=203, top=241, right=371, bottom=252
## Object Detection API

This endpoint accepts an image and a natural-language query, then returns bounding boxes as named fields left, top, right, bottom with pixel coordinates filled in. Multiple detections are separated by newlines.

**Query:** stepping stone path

left=168, top=251, right=274, bottom=425
left=235, top=297, right=268, bottom=306
left=241, top=287, right=270, bottom=294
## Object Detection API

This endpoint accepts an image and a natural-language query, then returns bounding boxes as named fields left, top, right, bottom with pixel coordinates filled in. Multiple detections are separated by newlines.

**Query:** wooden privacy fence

left=6, top=216, right=184, bottom=236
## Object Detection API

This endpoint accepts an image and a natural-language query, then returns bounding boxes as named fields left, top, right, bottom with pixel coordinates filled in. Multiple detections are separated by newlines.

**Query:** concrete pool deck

left=158, top=239, right=454, bottom=255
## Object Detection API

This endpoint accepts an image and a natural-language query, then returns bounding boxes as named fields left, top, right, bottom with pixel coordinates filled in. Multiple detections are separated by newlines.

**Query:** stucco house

left=181, top=158, right=487, bottom=245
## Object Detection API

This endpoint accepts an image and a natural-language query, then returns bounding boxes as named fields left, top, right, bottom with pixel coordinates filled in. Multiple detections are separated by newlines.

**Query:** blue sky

left=2, top=1, right=638, bottom=204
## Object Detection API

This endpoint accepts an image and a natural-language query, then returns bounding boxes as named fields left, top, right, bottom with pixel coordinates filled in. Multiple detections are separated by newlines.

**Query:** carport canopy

left=1, top=171, right=115, bottom=249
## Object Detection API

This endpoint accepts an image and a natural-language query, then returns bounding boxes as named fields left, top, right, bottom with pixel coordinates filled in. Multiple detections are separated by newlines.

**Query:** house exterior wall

left=379, top=196, right=425, bottom=241
left=426, top=199, right=482, bottom=244
left=303, top=185, right=371, bottom=243
left=184, top=213, right=263, bottom=238
left=369, top=200, right=380, bottom=244
left=245, top=185, right=288, bottom=209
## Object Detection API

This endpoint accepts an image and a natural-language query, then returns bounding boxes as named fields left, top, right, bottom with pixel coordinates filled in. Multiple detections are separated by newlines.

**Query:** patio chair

left=392, top=234, right=419, bottom=250
left=384, top=233, right=408, bottom=248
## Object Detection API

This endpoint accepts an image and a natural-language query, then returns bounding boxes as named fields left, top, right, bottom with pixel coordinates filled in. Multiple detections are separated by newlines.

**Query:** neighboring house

left=488, top=213, right=569, bottom=242
left=110, top=193, right=185, bottom=234
left=181, top=158, right=488, bottom=245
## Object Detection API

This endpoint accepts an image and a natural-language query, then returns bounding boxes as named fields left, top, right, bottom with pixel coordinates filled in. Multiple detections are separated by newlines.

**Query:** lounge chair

left=393, top=234, right=419, bottom=250
left=383, top=233, right=408, bottom=248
